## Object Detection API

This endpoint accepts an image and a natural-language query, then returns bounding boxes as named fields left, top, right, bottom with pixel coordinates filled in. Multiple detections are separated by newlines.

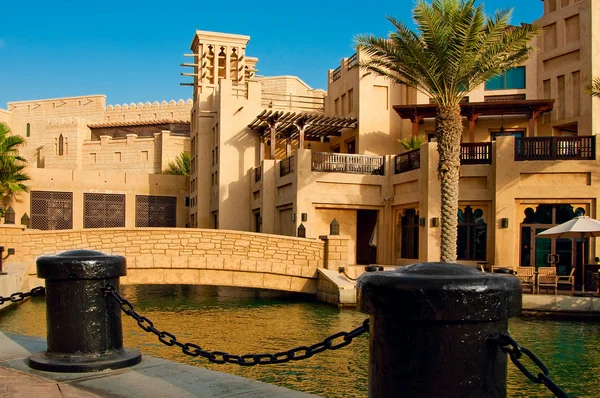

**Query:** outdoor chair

left=537, top=267, right=558, bottom=295
left=557, top=268, right=576, bottom=294
left=516, top=266, right=535, bottom=293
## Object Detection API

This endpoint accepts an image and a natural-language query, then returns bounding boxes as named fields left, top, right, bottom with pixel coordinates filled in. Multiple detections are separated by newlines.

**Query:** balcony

left=395, top=143, right=492, bottom=174
left=331, top=66, right=342, bottom=82
left=312, top=152, right=385, bottom=175
left=280, top=156, right=295, bottom=177
left=460, top=142, right=492, bottom=165
left=395, top=149, right=420, bottom=174
left=515, top=136, right=596, bottom=161
left=261, top=93, right=324, bottom=112
left=254, top=165, right=262, bottom=183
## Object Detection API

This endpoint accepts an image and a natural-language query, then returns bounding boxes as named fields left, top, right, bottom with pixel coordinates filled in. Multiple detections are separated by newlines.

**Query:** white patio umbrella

left=536, top=216, right=600, bottom=292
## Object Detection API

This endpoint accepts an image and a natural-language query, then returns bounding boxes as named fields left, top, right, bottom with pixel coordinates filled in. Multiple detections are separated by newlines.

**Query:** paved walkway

left=0, top=366, right=98, bottom=398
left=0, top=332, right=315, bottom=398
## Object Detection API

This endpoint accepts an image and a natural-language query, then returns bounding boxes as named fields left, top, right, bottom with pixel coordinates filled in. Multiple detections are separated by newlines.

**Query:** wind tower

left=181, top=31, right=255, bottom=228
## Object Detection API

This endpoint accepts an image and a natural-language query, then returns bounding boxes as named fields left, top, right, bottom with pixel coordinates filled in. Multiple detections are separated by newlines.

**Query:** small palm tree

left=0, top=123, right=29, bottom=201
left=399, top=136, right=427, bottom=151
left=163, top=152, right=190, bottom=176
left=357, top=0, right=539, bottom=262
left=585, top=77, right=600, bottom=98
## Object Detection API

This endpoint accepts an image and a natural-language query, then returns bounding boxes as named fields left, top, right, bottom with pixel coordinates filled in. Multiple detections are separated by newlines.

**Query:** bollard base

left=27, top=348, right=142, bottom=373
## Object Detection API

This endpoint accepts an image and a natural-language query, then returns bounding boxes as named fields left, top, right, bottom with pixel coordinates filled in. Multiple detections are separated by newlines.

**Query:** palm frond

left=0, top=122, right=29, bottom=197
left=163, top=152, right=191, bottom=176
left=586, top=77, right=600, bottom=98
left=356, top=0, right=540, bottom=106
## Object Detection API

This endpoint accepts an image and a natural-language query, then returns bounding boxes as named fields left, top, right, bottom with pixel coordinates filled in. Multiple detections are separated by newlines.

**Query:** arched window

left=457, top=206, right=487, bottom=261
left=58, top=134, right=64, bottom=156
left=26, top=123, right=30, bottom=137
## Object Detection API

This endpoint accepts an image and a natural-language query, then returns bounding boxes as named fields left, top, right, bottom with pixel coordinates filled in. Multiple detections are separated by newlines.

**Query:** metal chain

left=341, top=269, right=358, bottom=281
left=103, top=284, right=369, bottom=366
left=488, top=332, right=570, bottom=398
left=0, top=286, right=45, bottom=305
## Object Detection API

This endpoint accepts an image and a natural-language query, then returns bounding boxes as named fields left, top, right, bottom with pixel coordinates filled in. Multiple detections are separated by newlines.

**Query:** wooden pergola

left=393, top=99, right=555, bottom=142
left=248, top=110, right=357, bottom=159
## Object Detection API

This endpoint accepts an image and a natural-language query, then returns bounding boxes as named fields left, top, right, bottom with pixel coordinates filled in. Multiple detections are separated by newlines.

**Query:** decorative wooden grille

left=279, top=156, right=295, bottom=177
left=395, top=150, right=420, bottom=174
left=515, top=136, right=595, bottom=161
left=136, top=195, right=176, bottom=227
left=84, top=194, right=125, bottom=228
left=30, top=191, right=73, bottom=230
left=460, top=142, right=492, bottom=165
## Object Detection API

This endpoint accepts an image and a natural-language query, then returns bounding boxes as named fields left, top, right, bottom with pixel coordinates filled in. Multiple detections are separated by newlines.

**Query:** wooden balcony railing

left=312, top=152, right=385, bottom=175
left=331, top=66, right=342, bottom=82
left=280, top=156, right=295, bottom=177
left=515, top=136, right=596, bottom=161
left=395, top=149, right=420, bottom=174
left=347, top=53, right=358, bottom=70
left=254, top=165, right=262, bottom=183
left=261, top=92, right=324, bottom=112
left=460, top=142, right=492, bottom=165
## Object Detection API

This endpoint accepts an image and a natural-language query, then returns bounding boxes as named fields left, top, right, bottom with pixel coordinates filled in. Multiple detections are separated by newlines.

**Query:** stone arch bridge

left=6, top=227, right=340, bottom=294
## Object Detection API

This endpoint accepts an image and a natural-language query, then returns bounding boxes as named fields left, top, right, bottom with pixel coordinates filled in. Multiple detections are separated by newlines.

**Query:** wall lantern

left=419, top=218, right=426, bottom=227
left=330, top=219, right=340, bottom=235
left=500, top=218, right=509, bottom=229
left=21, top=213, right=30, bottom=228
left=431, top=217, right=440, bottom=227
left=4, top=207, right=15, bottom=224
left=301, top=213, right=308, bottom=222
left=291, top=213, right=296, bottom=222
left=297, top=223, right=306, bottom=238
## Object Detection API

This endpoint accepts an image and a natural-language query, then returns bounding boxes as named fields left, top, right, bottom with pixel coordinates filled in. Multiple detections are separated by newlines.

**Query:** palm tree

left=356, top=0, right=539, bottom=262
left=0, top=123, right=29, bottom=205
left=163, top=152, right=191, bottom=176
left=585, top=77, right=600, bottom=98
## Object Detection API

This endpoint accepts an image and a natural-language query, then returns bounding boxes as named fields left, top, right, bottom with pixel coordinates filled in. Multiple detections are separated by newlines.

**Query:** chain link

left=488, top=332, right=570, bottom=398
left=0, top=286, right=45, bottom=305
left=103, top=284, right=369, bottom=366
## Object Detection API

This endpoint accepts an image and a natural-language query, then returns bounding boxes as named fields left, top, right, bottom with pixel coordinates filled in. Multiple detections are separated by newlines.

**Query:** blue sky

left=0, top=0, right=544, bottom=107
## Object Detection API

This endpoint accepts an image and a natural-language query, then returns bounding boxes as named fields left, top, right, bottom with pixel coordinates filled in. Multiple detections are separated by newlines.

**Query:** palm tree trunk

left=435, top=104, right=462, bottom=263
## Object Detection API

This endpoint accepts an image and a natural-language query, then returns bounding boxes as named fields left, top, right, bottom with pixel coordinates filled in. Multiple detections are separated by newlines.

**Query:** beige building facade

left=1, top=0, right=599, bottom=284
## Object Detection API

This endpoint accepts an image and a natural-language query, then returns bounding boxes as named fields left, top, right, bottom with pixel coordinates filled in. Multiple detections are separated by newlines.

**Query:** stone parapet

left=2, top=228, right=325, bottom=294
left=320, top=235, right=350, bottom=271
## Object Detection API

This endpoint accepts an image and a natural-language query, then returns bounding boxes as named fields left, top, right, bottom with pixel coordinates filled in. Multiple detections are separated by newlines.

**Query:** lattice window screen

left=84, top=193, right=125, bottom=228
left=135, top=195, right=176, bottom=227
left=30, top=191, right=73, bottom=230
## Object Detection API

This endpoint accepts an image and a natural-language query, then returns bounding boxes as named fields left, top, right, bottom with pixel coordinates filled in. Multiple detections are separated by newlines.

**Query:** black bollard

left=27, top=250, right=142, bottom=372
left=358, top=262, right=521, bottom=398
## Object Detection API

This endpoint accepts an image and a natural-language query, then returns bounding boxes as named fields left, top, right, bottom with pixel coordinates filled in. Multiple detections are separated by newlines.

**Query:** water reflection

left=0, top=285, right=598, bottom=398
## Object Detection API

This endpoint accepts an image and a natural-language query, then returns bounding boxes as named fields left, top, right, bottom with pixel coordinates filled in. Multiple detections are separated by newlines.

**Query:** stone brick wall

left=79, top=133, right=189, bottom=173
left=12, top=228, right=325, bottom=294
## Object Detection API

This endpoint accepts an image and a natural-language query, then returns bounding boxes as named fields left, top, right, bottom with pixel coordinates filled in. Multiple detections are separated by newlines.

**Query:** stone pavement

left=0, top=332, right=316, bottom=398
left=0, top=366, right=98, bottom=398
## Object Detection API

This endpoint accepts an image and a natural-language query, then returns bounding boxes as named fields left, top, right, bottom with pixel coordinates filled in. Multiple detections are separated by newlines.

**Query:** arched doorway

left=519, top=204, right=587, bottom=276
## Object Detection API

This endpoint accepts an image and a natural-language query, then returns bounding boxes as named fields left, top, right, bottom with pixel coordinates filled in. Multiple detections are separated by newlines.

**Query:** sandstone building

left=1, top=0, right=599, bottom=283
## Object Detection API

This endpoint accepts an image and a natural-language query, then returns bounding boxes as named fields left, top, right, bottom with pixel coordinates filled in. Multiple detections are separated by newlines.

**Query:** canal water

left=0, top=284, right=598, bottom=397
